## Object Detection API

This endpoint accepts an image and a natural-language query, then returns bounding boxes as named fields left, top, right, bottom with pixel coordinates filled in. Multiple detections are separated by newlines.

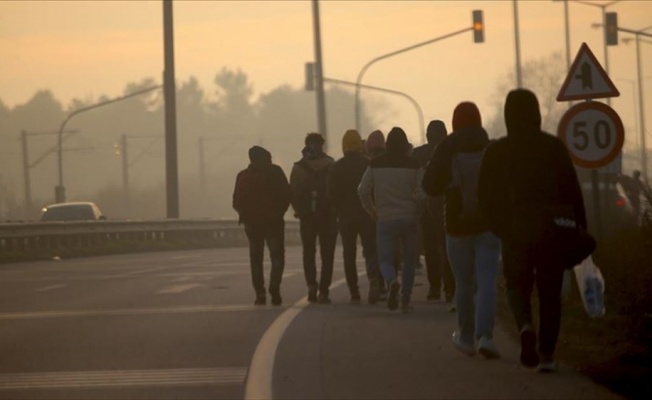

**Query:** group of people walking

left=232, top=88, right=589, bottom=373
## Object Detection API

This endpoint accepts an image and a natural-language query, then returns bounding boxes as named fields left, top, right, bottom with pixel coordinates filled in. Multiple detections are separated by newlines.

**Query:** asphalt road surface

left=0, top=246, right=620, bottom=399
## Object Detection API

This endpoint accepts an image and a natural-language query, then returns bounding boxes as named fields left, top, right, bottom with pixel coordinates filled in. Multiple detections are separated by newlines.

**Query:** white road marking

left=0, top=367, right=246, bottom=390
left=244, top=277, right=348, bottom=400
left=157, top=284, right=203, bottom=294
left=34, top=284, right=67, bottom=292
left=0, top=304, right=276, bottom=320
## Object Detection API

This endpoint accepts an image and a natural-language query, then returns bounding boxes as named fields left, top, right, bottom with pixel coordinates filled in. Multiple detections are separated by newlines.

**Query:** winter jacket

left=422, top=125, right=491, bottom=236
left=329, top=152, right=370, bottom=219
left=358, top=128, right=426, bottom=222
left=477, top=89, right=586, bottom=242
left=232, top=162, right=290, bottom=226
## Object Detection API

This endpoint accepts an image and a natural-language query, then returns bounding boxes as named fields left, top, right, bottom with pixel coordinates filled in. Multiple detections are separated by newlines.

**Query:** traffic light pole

left=354, top=26, right=473, bottom=134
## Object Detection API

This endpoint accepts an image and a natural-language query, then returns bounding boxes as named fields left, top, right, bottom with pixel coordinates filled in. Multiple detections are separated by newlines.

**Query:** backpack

left=450, top=151, right=484, bottom=221
left=295, top=160, right=330, bottom=217
left=234, top=166, right=278, bottom=224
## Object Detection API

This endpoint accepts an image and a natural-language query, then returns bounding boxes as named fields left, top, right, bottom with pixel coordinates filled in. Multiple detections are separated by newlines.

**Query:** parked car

left=40, top=202, right=106, bottom=222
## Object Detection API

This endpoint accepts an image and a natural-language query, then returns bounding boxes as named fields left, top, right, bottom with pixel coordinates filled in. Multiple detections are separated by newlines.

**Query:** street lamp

left=354, top=10, right=483, bottom=134
left=324, top=76, right=425, bottom=143
left=55, top=85, right=162, bottom=204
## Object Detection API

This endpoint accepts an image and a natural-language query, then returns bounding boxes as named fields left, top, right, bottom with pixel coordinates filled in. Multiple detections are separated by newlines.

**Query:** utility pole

left=311, top=0, right=328, bottom=148
left=163, top=0, right=179, bottom=218
left=121, top=133, right=129, bottom=215
left=21, top=131, right=32, bottom=219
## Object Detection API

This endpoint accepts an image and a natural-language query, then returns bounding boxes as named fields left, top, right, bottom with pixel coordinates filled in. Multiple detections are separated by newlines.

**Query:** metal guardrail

left=0, top=219, right=301, bottom=263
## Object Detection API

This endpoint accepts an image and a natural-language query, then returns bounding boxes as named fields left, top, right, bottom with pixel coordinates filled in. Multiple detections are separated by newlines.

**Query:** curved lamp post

left=354, top=23, right=478, bottom=134
left=55, top=85, right=162, bottom=203
left=325, top=77, right=425, bottom=144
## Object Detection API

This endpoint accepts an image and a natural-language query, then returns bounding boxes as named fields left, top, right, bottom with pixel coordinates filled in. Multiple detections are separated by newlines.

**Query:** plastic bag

left=573, top=255, right=605, bottom=318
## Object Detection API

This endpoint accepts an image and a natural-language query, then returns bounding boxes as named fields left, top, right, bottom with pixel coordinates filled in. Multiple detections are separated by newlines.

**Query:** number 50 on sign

left=557, top=101, right=624, bottom=169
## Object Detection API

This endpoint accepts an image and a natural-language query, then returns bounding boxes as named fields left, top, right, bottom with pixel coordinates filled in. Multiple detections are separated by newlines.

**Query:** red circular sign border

left=557, top=101, right=624, bottom=169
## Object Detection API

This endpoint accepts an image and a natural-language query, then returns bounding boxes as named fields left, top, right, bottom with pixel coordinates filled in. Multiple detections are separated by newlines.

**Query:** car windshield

left=41, top=205, right=97, bottom=221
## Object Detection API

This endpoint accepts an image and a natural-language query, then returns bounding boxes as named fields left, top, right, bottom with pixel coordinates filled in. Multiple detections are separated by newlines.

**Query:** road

left=0, top=246, right=620, bottom=399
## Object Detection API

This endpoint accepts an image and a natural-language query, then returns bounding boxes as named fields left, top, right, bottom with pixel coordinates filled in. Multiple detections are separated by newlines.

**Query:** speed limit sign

left=557, top=101, right=624, bottom=168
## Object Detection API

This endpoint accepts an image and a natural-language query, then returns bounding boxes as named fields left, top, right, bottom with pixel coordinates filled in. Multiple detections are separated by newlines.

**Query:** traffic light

left=305, top=62, right=315, bottom=91
left=472, top=10, right=484, bottom=43
left=606, top=12, right=618, bottom=46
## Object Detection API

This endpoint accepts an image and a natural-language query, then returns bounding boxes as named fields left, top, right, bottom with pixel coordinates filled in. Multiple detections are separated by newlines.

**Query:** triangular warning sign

left=557, top=42, right=620, bottom=101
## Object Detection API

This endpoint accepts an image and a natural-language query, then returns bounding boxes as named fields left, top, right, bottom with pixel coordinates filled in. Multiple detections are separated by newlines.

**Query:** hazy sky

left=1, top=0, right=651, bottom=147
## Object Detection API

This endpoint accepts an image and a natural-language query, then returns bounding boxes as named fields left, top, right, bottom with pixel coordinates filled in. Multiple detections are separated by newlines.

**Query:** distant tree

left=485, top=51, right=568, bottom=138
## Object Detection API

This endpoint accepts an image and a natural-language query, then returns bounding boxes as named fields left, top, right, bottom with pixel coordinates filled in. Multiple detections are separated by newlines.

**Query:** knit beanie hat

left=426, top=120, right=448, bottom=144
left=365, top=130, right=385, bottom=154
left=385, top=127, right=409, bottom=154
left=248, top=145, right=271, bottom=164
left=342, top=129, right=363, bottom=154
left=452, top=102, right=482, bottom=131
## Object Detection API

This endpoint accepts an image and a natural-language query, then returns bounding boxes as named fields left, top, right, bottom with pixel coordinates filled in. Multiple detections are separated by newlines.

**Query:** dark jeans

left=502, top=241, right=565, bottom=358
left=338, top=213, right=381, bottom=294
left=300, top=214, right=338, bottom=295
left=244, top=219, right=285, bottom=296
left=420, top=212, right=455, bottom=298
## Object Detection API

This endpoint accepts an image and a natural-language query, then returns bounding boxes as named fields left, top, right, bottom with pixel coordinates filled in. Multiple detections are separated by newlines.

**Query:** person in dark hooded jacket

left=422, top=102, right=501, bottom=360
left=233, top=146, right=291, bottom=306
left=413, top=120, right=455, bottom=303
left=478, top=88, right=587, bottom=373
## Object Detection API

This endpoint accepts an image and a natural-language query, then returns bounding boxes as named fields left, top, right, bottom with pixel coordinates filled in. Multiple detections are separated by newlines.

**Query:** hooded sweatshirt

left=289, top=134, right=335, bottom=218
left=328, top=129, right=371, bottom=219
left=422, top=102, right=490, bottom=236
left=477, top=89, right=587, bottom=241
left=365, top=130, right=386, bottom=158
left=412, top=120, right=448, bottom=167
left=358, top=127, right=426, bottom=222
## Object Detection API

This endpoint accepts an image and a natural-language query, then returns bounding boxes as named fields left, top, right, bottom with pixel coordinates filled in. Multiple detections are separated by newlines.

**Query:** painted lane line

left=0, top=304, right=279, bottom=320
left=244, top=277, right=348, bottom=400
left=34, top=284, right=67, bottom=292
left=156, top=284, right=203, bottom=294
left=0, top=367, right=247, bottom=390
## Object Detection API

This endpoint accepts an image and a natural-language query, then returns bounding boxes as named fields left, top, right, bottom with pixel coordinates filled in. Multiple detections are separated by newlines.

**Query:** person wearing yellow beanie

left=328, top=129, right=382, bottom=304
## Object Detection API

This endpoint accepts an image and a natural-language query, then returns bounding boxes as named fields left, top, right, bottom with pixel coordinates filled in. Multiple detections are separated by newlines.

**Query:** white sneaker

left=452, top=331, right=476, bottom=356
left=477, top=336, right=501, bottom=359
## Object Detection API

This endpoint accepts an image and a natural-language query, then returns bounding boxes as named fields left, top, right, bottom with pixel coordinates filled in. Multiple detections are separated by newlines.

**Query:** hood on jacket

left=426, top=120, right=448, bottom=145
left=452, top=102, right=482, bottom=131
left=386, top=127, right=410, bottom=155
left=504, top=88, right=542, bottom=139
left=248, top=145, right=272, bottom=165
left=342, top=129, right=363, bottom=154
left=365, top=129, right=386, bottom=155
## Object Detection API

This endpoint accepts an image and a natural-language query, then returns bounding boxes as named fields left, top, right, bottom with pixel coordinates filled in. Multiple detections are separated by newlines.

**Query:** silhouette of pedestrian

left=478, top=88, right=588, bottom=372
left=413, top=120, right=455, bottom=304
left=358, top=127, right=426, bottom=313
left=423, top=102, right=501, bottom=359
left=328, top=129, right=382, bottom=304
left=290, top=133, right=338, bottom=304
left=232, top=146, right=291, bottom=306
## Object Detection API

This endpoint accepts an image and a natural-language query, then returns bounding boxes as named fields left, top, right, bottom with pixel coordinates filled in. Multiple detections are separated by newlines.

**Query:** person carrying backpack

left=423, top=102, right=501, bottom=359
left=290, top=133, right=338, bottom=304
left=233, top=146, right=291, bottom=306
